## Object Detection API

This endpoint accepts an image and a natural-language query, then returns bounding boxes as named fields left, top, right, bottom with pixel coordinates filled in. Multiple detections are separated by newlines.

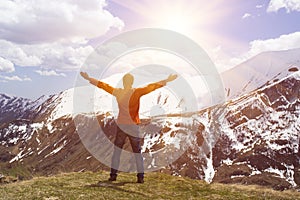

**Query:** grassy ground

left=0, top=171, right=299, bottom=200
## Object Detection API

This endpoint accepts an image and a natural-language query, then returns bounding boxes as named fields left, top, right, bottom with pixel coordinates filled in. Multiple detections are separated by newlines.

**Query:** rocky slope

left=0, top=67, right=300, bottom=191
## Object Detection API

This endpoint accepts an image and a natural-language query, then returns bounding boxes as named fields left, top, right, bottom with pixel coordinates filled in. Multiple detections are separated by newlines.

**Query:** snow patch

left=9, top=150, right=25, bottom=163
left=222, top=158, right=233, bottom=165
left=44, top=145, right=64, bottom=158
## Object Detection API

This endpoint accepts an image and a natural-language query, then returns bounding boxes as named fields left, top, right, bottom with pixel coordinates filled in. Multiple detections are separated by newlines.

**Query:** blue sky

left=0, top=0, right=300, bottom=99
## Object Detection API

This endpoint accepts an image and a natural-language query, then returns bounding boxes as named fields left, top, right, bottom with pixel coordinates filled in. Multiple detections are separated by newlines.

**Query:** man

left=80, top=71, right=177, bottom=183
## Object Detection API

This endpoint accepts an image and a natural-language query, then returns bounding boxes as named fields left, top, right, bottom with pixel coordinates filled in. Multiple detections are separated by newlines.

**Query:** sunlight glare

left=109, top=0, right=244, bottom=71
left=156, top=11, right=195, bottom=36
left=110, top=0, right=233, bottom=47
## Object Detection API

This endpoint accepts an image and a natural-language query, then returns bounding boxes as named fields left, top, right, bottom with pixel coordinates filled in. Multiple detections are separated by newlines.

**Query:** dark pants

left=110, top=125, right=144, bottom=178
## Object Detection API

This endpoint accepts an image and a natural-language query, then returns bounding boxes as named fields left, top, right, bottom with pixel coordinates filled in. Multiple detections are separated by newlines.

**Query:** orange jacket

left=96, top=81, right=166, bottom=124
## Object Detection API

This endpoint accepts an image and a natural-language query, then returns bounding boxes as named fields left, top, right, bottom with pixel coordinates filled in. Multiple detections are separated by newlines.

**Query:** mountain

left=0, top=50, right=300, bottom=191
left=0, top=78, right=184, bottom=176
left=222, top=48, right=300, bottom=99
left=0, top=94, right=49, bottom=124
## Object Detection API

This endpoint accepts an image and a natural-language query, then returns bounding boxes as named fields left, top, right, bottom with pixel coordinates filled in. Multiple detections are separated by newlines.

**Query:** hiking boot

left=137, top=176, right=144, bottom=183
left=108, top=175, right=117, bottom=182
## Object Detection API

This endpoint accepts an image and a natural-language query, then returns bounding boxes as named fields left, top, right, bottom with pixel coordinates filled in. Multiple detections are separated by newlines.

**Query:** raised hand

left=80, top=71, right=90, bottom=80
left=166, top=74, right=178, bottom=82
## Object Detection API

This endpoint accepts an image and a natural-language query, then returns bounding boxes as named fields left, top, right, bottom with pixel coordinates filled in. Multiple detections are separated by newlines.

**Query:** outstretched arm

left=80, top=71, right=115, bottom=95
left=156, top=74, right=178, bottom=85
left=80, top=72, right=98, bottom=86
left=138, top=74, right=178, bottom=95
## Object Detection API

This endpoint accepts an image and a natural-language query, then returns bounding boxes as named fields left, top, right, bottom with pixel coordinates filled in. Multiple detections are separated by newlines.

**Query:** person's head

left=123, top=73, right=134, bottom=89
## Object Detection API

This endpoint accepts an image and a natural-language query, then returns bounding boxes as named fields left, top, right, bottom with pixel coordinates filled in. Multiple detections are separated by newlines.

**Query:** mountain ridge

left=222, top=48, right=300, bottom=99
left=0, top=49, right=300, bottom=191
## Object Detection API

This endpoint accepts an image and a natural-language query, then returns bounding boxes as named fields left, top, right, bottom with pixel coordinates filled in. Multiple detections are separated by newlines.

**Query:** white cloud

left=0, top=0, right=124, bottom=71
left=247, top=32, right=300, bottom=56
left=0, top=0, right=124, bottom=43
left=0, top=56, right=14, bottom=72
left=242, top=13, right=251, bottom=19
left=35, top=70, right=66, bottom=77
left=0, top=39, right=94, bottom=70
left=0, top=75, right=31, bottom=81
left=235, top=32, right=300, bottom=67
left=256, top=4, right=264, bottom=9
left=0, top=40, right=42, bottom=67
left=212, top=32, right=300, bottom=71
left=267, top=0, right=300, bottom=12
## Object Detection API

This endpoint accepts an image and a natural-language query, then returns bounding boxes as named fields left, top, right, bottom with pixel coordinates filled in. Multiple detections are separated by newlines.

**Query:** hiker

left=80, top=71, right=177, bottom=183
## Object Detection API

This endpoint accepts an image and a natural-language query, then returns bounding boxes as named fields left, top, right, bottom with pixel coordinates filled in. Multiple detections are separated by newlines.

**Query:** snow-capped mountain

left=222, top=48, right=300, bottom=99
left=0, top=49, right=300, bottom=190
left=209, top=67, right=300, bottom=190
left=0, top=94, right=49, bottom=124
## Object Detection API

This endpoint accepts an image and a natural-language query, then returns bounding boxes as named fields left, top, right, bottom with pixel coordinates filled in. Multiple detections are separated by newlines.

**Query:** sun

left=110, top=0, right=233, bottom=48
left=109, top=0, right=240, bottom=72
left=154, top=10, right=197, bottom=37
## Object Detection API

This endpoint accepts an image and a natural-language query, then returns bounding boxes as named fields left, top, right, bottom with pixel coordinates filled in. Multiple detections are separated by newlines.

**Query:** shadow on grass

left=85, top=180, right=148, bottom=197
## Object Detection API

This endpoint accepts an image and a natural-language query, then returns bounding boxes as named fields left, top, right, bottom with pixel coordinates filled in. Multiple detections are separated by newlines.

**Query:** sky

left=0, top=0, right=300, bottom=99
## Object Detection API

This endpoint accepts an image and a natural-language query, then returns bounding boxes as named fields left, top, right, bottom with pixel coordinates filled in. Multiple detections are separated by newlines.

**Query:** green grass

left=0, top=171, right=299, bottom=200
left=0, top=164, right=32, bottom=179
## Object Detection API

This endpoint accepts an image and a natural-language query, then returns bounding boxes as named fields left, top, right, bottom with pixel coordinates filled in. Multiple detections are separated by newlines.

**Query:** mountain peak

left=222, top=48, right=300, bottom=99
